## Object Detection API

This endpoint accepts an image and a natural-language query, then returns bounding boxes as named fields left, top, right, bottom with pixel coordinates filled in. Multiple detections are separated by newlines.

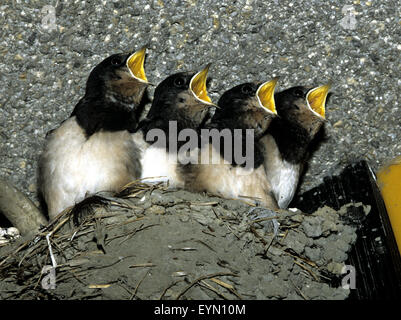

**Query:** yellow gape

left=377, top=155, right=401, bottom=254
left=256, top=77, right=278, bottom=114
left=189, top=64, right=214, bottom=105
left=127, top=47, right=148, bottom=83
left=306, top=83, right=331, bottom=119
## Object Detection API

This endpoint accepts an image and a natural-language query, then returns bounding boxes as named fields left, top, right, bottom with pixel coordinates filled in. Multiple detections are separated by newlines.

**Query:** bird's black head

left=274, top=84, right=330, bottom=138
left=70, top=48, right=149, bottom=137
left=85, top=48, right=148, bottom=106
left=146, top=65, right=214, bottom=129
left=213, top=79, right=278, bottom=138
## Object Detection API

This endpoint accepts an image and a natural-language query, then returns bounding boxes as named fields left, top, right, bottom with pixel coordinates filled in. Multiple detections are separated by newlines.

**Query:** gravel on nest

left=0, top=184, right=357, bottom=300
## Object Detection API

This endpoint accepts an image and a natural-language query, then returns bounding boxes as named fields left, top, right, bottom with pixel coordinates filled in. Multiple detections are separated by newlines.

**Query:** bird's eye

left=111, top=57, right=122, bottom=66
left=294, top=88, right=304, bottom=98
left=174, top=76, right=186, bottom=87
left=241, top=84, right=253, bottom=95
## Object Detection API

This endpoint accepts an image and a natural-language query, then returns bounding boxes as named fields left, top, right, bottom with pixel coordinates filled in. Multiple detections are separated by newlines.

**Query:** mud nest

left=0, top=181, right=357, bottom=300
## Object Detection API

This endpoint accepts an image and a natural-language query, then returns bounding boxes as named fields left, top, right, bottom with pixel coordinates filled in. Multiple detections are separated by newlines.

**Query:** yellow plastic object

left=376, top=156, right=401, bottom=254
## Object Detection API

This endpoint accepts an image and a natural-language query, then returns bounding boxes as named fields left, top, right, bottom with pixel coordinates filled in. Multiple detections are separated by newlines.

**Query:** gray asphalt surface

left=0, top=0, right=400, bottom=206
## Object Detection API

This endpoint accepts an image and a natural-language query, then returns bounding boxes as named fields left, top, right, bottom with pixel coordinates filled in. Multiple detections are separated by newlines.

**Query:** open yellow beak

left=189, top=64, right=214, bottom=105
left=256, top=77, right=278, bottom=114
left=306, top=83, right=331, bottom=119
left=126, top=47, right=148, bottom=83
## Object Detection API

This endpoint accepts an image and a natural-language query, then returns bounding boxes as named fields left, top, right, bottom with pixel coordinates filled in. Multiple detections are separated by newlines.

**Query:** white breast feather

left=41, top=117, right=138, bottom=219
left=132, top=131, right=183, bottom=187
left=196, top=146, right=273, bottom=206
left=273, top=160, right=300, bottom=209
left=262, top=134, right=301, bottom=209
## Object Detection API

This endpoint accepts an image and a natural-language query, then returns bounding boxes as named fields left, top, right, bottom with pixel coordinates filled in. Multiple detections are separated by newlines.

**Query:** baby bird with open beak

left=38, top=47, right=149, bottom=220
left=179, top=79, right=279, bottom=209
left=132, top=64, right=215, bottom=188
left=261, top=84, right=331, bottom=209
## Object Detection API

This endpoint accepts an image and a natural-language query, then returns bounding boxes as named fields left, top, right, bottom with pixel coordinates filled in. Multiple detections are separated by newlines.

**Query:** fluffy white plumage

left=261, top=134, right=301, bottom=209
left=39, top=117, right=139, bottom=219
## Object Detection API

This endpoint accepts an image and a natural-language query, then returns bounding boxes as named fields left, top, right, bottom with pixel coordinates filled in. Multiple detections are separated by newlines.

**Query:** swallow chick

left=38, top=48, right=149, bottom=220
left=179, top=79, right=279, bottom=209
left=261, top=84, right=331, bottom=209
left=132, top=64, right=214, bottom=188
